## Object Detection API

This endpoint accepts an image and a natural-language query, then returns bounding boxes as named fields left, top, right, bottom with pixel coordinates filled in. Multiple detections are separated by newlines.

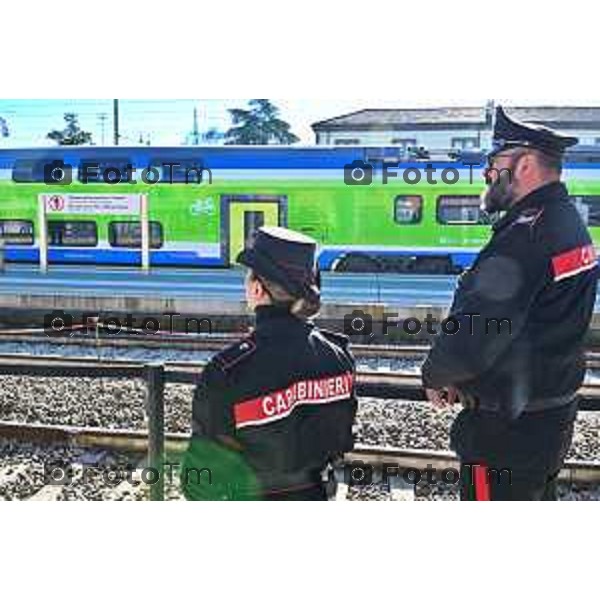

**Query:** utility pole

left=113, top=99, right=120, bottom=145
left=192, top=107, right=200, bottom=145
left=98, top=113, right=107, bottom=145
left=0, top=116, right=9, bottom=138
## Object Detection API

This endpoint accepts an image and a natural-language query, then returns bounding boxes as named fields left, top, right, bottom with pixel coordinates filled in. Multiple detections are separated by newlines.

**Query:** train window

left=391, top=138, right=417, bottom=150
left=334, top=139, right=361, bottom=145
left=570, top=196, right=600, bottom=227
left=108, top=222, right=164, bottom=249
left=47, top=221, right=98, bottom=247
left=0, top=220, right=34, bottom=245
left=12, top=159, right=57, bottom=183
left=451, top=137, right=479, bottom=150
left=156, top=160, right=208, bottom=184
left=12, top=160, right=35, bottom=182
left=394, top=196, right=423, bottom=224
left=78, top=159, right=134, bottom=183
left=437, top=196, right=489, bottom=225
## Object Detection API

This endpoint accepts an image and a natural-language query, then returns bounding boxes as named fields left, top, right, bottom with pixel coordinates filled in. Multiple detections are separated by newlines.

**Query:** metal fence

left=0, top=354, right=598, bottom=500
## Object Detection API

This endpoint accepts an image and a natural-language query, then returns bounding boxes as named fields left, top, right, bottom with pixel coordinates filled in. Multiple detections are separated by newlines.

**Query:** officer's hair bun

left=290, top=288, right=321, bottom=320
left=250, top=271, right=321, bottom=320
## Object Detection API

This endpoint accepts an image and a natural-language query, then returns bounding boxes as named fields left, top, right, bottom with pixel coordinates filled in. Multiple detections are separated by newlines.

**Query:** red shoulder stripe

left=233, top=372, right=354, bottom=430
left=552, top=244, right=597, bottom=282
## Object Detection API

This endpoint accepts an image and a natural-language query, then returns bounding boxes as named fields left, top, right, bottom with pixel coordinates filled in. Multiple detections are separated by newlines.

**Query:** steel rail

left=1, top=421, right=598, bottom=484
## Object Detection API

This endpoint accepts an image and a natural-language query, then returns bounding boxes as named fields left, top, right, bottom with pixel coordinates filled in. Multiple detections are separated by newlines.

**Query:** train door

left=224, top=196, right=287, bottom=265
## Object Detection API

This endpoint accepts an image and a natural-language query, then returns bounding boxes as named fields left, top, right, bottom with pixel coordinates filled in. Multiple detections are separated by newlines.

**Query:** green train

left=0, top=146, right=598, bottom=272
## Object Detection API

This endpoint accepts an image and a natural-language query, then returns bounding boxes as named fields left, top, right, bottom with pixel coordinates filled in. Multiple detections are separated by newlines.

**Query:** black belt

left=523, top=395, right=576, bottom=413
left=459, top=390, right=576, bottom=414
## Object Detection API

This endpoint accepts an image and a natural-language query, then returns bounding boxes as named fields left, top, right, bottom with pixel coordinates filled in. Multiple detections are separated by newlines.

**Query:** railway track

left=5, top=420, right=596, bottom=484
left=0, top=354, right=600, bottom=501
left=3, top=328, right=600, bottom=369
left=0, top=327, right=428, bottom=359
left=0, top=350, right=598, bottom=500
left=0, top=352, right=599, bottom=408
left=1, top=421, right=599, bottom=501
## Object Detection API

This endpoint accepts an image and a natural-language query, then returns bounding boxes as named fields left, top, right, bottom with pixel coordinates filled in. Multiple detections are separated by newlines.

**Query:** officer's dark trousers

left=450, top=400, right=578, bottom=501
left=264, top=483, right=328, bottom=501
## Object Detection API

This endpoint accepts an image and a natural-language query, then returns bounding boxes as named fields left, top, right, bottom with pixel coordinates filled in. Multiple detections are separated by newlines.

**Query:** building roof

left=312, top=106, right=600, bottom=132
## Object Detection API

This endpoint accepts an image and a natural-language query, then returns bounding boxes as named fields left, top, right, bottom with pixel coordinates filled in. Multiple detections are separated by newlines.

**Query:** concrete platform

left=0, top=265, right=454, bottom=314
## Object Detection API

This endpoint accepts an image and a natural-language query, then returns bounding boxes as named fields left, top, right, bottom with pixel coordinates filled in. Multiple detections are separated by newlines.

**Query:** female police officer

left=181, top=226, right=357, bottom=501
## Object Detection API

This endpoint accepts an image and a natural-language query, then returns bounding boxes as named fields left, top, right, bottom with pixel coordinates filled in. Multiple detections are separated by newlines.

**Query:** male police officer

left=421, top=106, right=598, bottom=501
left=181, top=227, right=357, bottom=501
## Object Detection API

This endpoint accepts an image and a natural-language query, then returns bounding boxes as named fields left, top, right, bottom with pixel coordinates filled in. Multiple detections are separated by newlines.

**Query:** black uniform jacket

left=422, top=182, right=598, bottom=419
left=191, top=305, right=358, bottom=492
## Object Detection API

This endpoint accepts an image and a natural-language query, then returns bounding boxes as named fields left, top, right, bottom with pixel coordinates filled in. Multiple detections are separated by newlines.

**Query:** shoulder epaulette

left=318, top=328, right=351, bottom=348
left=513, top=207, right=545, bottom=228
left=212, top=335, right=257, bottom=373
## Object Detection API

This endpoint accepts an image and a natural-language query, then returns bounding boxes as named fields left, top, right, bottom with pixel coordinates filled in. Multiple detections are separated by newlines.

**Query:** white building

left=311, top=104, right=600, bottom=150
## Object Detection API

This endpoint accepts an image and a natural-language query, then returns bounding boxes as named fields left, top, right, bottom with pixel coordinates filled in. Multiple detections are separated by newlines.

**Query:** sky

left=0, top=98, right=487, bottom=147
left=1, top=98, right=599, bottom=147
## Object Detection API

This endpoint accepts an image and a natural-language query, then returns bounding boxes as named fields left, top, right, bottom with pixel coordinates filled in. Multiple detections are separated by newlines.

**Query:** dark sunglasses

left=487, top=149, right=530, bottom=169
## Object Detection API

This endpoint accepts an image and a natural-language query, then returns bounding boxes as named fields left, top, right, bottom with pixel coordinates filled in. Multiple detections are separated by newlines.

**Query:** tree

left=202, top=127, right=226, bottom=144
left=225, top=99, right=299, bottom=145
left=0, top=116, right=8, bottom=138
left=47, top=113, right=93, bottom=145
